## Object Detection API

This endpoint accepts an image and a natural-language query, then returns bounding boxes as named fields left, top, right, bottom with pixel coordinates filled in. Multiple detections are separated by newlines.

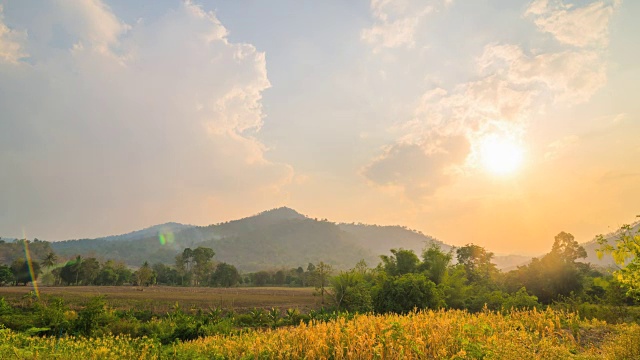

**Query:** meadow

left=2, top=308, right=640, bottom=359
left=0, top=286, right=319, bottom=314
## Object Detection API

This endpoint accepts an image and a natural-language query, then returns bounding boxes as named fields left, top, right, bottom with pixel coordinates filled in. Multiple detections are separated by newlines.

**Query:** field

left=0, top=286, right=320, bottom=313
left=2, top=308, right=640, bottom=359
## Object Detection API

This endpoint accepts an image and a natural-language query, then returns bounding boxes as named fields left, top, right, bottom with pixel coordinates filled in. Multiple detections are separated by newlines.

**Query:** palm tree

left=72, top=255, right=83, bottom=285
left=41, top=252, right=58, bottom=269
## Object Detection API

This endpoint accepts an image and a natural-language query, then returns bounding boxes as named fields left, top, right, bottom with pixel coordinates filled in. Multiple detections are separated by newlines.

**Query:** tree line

left=328, top=230, right=640, bottom=318
left=3, top=224, right=640, bottom=321
left=0, top=242, right=328, bottom=289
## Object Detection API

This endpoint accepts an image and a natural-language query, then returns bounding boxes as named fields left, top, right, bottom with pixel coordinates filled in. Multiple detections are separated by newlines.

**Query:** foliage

left=374, top=273, right=443, bottom=313
left=0, top=265, right=13, bottom=286
left=330, top=270, right=373, bottom=312
left=379, top=248, right=420, bottom=276
left=597, top=221, right=640, bottom=298
left=0, top=239, right=53, bottom=266
left=456, top=244, right=499, bottom=285
left=211, top=262, right=240, bottom=287
left=505, top=232, right=588, bottom=304
left=419, top=244, right=452, bottom=285
left=309, top=261, right=333, bottom=304
left=10, top=258, right=40, bottom=285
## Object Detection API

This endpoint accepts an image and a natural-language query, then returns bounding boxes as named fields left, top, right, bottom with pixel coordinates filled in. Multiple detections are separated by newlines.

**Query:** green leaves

left=597, top=223, right=640, bottom=298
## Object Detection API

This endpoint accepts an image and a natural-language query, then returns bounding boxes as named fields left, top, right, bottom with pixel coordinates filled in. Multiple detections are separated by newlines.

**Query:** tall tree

left=552, top=232, right=587, bottom=263
left=135, top=261, right=155, bottom=286
left=192, top=247, right=215, bottom=286
left=72, top=255, right=83, bottom=285
left=456, top=244, right=498, bottom=285
left=311, top=261, right=333, bottom=304
left=420, top=244, right=452, bottom=285
left=41, top=252, right=58, bottom=269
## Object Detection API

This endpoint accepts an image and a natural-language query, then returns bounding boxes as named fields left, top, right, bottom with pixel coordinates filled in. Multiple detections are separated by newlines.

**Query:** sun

left=478, top=134, right=524, bottom=176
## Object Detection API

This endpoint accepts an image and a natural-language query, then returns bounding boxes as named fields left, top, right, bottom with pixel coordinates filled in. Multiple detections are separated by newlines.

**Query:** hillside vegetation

left=47, top=208, right=446, bottom=271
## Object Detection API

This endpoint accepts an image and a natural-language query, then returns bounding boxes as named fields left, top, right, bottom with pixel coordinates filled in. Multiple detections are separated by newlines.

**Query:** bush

left=374, top=273, right=443, bottom=314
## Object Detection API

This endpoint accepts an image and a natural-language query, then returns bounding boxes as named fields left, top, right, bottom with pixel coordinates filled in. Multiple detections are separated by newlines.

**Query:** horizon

left=4, top=205, right=636, bottom=258
left=1, top=0, right=638, bottom=255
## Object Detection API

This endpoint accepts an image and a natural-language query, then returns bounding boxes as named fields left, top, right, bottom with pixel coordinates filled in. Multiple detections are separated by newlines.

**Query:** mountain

left=43, top=208, right=637, bottom=272
left=96, top=222, right=194, bottom=242
left=48, top=207, right=445, bottom=271
left=338, top=223, right=451, bottom=255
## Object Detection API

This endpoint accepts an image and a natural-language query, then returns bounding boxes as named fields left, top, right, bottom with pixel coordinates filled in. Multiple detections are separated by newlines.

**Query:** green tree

left=506, top=232, right=588, bottom=304
left=192, top=247, right=215, bottom=286
left=212, top=262, right=240, bottom=287
left=153, top=263, right=180, bottom=285
left=456, top=244, right=498, bottom=285
left=331, top=270, right=373, bottom=312
left=10, top=258, right=40, bottom=285
left=552, top=232, right=587, bottom=263
left=72, top=255, right=83, bottom=285
left=95, top=260, right=119, bottom=286
left=78, top=257, right=100, bottom=285
left=374, top=273, right=443, bottom=313
left=253, top=271, right=271, bottom=286
left=380, top=249, right=420, bottom=276
left=598, top=221, right=640, bottom=298
left=0, top=265, right=14, bottom=286
left=40, top=252, right=58, bottom=269
left=134, top=261, right=155, bottom=286
left=419, top=244, right=452, bottom=285
left=310, top=262, right=333, bottom=304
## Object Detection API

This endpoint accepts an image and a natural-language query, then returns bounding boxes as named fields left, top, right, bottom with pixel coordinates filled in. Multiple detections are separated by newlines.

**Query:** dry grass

left=0, top=286, right=320, bottom=313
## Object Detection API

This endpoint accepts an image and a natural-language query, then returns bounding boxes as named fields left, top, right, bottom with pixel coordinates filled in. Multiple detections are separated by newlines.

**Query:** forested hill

left=9, top=208, right=633, bottom=271
left=47, top=207, right=445, bottom=271
left=94, top=223, right=194, bottom=242
left=337, top=223, right=450, bottom=256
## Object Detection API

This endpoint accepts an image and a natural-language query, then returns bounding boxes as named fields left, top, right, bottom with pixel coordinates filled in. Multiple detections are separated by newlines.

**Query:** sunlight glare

left=478, top=134, right=524, bottom=176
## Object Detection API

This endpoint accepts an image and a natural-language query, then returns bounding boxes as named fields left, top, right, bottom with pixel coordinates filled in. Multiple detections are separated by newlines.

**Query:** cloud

left=477, top=44, right=607, bottom=104
left=361, top=0, right=448, bottom=51
left=0, top=5, right=26, bottom=63
left=362, top=0, right=617, bottom=199
left=544, top=135, right=579, bottom=159
left=526, top=0, right=620, bottom=48
left=0, top=1, right=292, bottom=238
left=362, top=135, right=469, bottom=199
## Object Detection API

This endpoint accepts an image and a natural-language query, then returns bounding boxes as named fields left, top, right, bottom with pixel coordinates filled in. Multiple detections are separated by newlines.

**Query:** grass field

left=0, top=286, right=320, bottom=313
left=2, top=308, right=640, bottom=359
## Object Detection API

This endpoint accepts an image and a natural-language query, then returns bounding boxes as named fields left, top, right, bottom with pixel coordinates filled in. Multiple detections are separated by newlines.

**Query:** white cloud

left=0, top=1, right=292, bottom=238
left=55, top=0, right=130, bottom=51
left=361, top=0, right=445, bottom=51
left=526, top=0, right=620, bottom=48
left=0, top=5, right=26, bottom=63
left=477, top=44, right=607, bottom=104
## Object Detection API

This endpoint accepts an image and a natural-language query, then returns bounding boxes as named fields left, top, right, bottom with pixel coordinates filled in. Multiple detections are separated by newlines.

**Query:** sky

left=0, top=0, right=638, bottom=255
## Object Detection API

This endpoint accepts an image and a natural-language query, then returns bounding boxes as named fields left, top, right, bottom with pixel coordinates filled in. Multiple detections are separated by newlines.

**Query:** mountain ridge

left=5, top=207, right=633, bottom=272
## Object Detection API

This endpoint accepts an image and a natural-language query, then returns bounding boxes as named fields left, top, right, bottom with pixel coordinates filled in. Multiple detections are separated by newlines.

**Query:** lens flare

left=22, top=229, right=40, bottom=300
left=158, top=231, right=174, bottom=246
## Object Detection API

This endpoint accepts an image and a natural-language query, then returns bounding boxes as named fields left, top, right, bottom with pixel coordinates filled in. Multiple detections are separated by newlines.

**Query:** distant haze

left=1, top=0, right=638, bottom=255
